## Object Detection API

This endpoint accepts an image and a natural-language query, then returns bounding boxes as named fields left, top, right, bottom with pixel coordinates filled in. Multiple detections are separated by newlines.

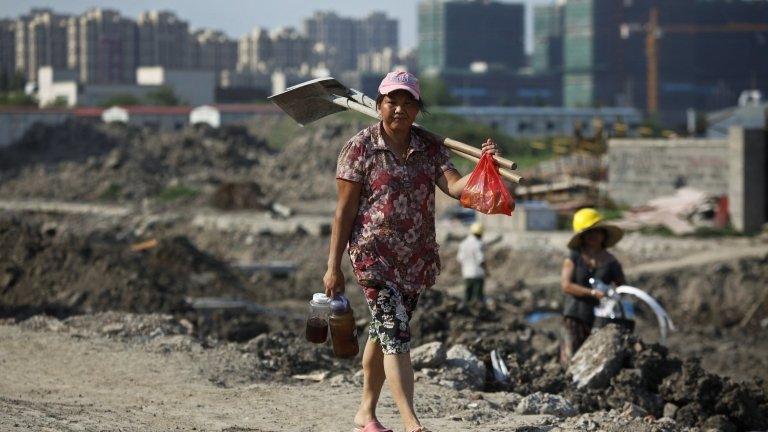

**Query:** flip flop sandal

left=353, top=419, right=394, bottom=432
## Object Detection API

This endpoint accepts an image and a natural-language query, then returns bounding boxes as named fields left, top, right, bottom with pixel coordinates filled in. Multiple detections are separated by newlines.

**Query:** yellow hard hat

left=572, top=208, right=603, bottom=233
left=470, top=222, right=484, bottom=235
left=568, top=208, right=624, bottom=250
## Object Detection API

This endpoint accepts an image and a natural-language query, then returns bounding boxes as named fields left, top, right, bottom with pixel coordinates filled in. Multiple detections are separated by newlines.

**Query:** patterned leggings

left=361, top=283, right=421, bottom=355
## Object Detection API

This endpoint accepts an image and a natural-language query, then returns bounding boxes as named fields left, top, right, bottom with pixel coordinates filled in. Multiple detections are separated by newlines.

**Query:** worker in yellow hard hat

left=457, top=222, right=487, bottom=305
left=559, top=208, right=626, bottom=365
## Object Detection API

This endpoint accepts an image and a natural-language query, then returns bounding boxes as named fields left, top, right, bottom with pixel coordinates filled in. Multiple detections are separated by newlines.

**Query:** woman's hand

left=481, top=138, right=499, bottom=156
left=323, top=266, right=346, bottom=298
left=437, top=137, right=501, bottom=199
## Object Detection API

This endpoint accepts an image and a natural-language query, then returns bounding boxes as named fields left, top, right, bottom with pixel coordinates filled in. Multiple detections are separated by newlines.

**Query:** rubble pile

left=12, top=308, right=766, bottom=430
left=477, top=251, right=768, bottom=335
left=2, top=117, right=767, bottom=430
left=256, top=119, right=368, bottom=203
left=240, top=330, right=356, bottom=378
left=0, top=217, right=248, bottom=318
left=210, top=182, right=271, bottom=211
left=3, top=221, right=767, bottom=429
left=0, top=119, right=124, bottom=170
left=215, top=232, right=338, bottom=304
left=405, top=288, right=768, bottom=429
left=0, top=121, right=271, bottom=204
left=14, top=312, right=352, bottom=384
left=615, top=188, right=726, bottom=235
left=0, top=118, right=364, bottom=207
left=634, top=254, right=768, bottom=329
left=438, top=240, right=566, bottom=292
left=18, top=312, right=188, bottom=339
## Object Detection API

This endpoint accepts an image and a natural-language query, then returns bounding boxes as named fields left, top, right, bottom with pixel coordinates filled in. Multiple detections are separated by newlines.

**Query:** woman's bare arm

left=560, top=258, right=603, bottom=299
left=436, top=168, right=466, bottom=199
left=323, top=179, right=362, bottom=297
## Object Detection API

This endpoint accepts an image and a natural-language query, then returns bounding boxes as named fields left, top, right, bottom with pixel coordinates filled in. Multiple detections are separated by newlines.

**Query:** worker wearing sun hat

left=559, top=208, right=626, bottom=365
left=567, top=208, right=624, bottom=250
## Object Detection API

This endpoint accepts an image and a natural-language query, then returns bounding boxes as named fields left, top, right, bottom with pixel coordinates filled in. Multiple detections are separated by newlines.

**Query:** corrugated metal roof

left=72, top=107, right=104, bottom=117
left=209, top=104, right=283, bottom=114
left=110, top=105, right=193, bottom=115
left=0, top=106, right=71, bottom=114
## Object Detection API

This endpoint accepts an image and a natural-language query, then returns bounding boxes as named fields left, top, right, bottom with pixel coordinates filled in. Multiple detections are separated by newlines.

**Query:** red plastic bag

left=460, top=153, right=515, bottom=215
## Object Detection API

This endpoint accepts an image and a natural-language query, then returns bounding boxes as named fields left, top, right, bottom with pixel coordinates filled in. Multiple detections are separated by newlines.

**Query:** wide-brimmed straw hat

left=567, top=208, right=624, bottom=250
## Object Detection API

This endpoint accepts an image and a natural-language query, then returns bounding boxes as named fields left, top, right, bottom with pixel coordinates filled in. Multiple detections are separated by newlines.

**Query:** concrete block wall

left=607, top=138, right=729, bottom=206
left=728, top=127, right=767, bottom=233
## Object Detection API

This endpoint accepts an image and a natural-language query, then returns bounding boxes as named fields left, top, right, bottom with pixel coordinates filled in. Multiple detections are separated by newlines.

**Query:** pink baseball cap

left=378, top=70, right=421, bottom=100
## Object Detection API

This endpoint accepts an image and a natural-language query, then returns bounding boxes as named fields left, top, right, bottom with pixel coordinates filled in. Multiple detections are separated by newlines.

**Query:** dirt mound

left=18, top=312, right=188, bottom=339
left=489, top=251, right=768, bottom=333
left=0, top=118, right=371, bottom=207
left=210, top=182, right=271, bottom=210
left=0, top=119, right=124, bottom=169
left=0, top=121, right=272, bottom=203
left=240, top=330, right=356, bottom=378
left=412, top=290, right=768, bottom=430
left=0, top=217, right=249, bottom=319
left=634, top=254, right=768, bottom=329
left=257, top=118, right=369, bottom=203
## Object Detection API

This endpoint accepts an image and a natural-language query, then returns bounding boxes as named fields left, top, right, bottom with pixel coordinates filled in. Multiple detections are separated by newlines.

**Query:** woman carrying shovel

left=324, top=70, right=498, bottom=432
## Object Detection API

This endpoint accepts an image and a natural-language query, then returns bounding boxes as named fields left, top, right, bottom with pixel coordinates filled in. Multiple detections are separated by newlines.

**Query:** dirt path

left=0, top=325, right=556, bottom=432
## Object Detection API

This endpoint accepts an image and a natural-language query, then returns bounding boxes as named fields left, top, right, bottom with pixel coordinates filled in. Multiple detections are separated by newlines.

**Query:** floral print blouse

left=336, top=122, right=456, bottom=294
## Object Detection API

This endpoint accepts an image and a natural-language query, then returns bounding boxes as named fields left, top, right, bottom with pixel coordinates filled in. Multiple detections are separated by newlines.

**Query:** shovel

left=269, top=77, right=524, bottom=184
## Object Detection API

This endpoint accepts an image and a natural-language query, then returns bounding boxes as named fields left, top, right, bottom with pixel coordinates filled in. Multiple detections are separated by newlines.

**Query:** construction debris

left=568, top=325, right=628, bottom=389
left=1, top=116, right=767, bottom=430
left=0, top=118, right=362, bottom=211
left=515, top=392, right=577, bottom=417
left=615, top=187, right=724, bottom=235
left=129, top=238, right=159, bottom=252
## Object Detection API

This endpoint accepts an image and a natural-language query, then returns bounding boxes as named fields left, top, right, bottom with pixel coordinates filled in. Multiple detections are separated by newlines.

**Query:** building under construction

left=418, top=0, right=525, bottom=73
left=558, top=0, right=768, bottom=127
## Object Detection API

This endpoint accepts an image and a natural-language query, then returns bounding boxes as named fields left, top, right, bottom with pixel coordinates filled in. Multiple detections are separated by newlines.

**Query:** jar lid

left=312, top=293, right=330, bottom=304
left=330, top=295, right=349, bottom=313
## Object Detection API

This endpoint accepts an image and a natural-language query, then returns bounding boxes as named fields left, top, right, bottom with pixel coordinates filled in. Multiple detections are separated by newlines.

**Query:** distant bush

left=157, top=185, right=199, bottom=202
left=145, top=86, right=184, bottom=106
left=100, top=94, right=142, bottom=107
left=98, top=183, right=122, bottom=201
left=0, top=91, right=36, bottom=106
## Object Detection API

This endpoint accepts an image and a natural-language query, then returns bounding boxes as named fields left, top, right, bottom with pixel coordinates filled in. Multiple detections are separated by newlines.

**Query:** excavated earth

left=1, top=120, right=767, bottom=431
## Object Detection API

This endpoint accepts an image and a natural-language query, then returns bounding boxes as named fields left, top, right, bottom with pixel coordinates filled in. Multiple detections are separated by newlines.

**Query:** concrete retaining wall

left=607, top=138, right=729, bottom=206
left=729, top=128, right=767, bottom=233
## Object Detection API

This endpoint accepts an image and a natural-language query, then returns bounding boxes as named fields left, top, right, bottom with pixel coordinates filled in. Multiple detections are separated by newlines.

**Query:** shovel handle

left=453, top=149, right=525, bottom=184
left=415, top=126, right=517, bottom=170
left=336, top=96, right=521, bottom=177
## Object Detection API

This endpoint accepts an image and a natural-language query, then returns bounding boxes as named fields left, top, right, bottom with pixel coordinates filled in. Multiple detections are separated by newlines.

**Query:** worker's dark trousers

left=464, top=278, right=485, bottom=303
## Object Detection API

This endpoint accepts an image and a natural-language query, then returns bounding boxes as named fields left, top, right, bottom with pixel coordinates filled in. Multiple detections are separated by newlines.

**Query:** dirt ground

left=2, top=120, right=768, bottom=431
left=0, top=323, right=564, bottom=432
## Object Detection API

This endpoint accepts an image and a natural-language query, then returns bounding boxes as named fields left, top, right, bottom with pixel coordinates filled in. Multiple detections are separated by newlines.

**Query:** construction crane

left=622, top=7, right=768, bottom=114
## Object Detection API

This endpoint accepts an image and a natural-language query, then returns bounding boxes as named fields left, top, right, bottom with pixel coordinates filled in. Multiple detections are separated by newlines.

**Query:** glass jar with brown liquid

left=329, top=295, right=359, bottom=358
left=305, top=293, right=330, bottom=343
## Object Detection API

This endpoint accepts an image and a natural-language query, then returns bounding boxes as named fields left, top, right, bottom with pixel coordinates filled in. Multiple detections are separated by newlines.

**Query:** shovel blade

left=268, top=77, right=351, bottom=126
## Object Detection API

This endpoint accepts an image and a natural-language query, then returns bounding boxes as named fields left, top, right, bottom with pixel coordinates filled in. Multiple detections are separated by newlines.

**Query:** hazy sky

left=2, top=0, right=553, bottom=52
